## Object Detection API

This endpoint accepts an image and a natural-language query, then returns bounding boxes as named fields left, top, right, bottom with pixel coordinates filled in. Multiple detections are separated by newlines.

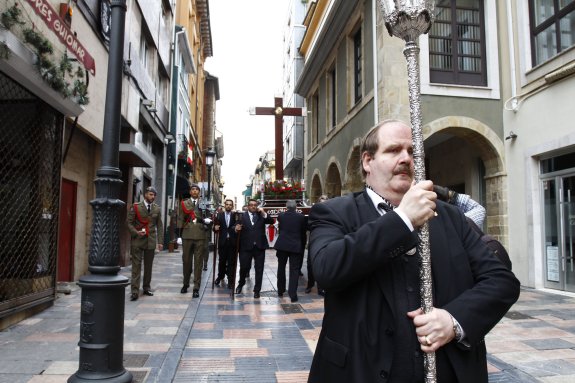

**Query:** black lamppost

left=218, top=184, right=224, bottom=206
left=68, top=1, right=132, bottom=382
left=205, top=148, right=216, bottom=204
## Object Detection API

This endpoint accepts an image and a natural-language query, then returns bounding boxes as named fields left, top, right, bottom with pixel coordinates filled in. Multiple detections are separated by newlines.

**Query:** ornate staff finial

left=379, top=0, right=435, bottom=42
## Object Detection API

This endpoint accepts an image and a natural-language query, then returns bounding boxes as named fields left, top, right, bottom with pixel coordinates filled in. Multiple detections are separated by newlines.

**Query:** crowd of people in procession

left=126, top=183, right=325, bottom=302
left=126, top=119, right=519, bottom=382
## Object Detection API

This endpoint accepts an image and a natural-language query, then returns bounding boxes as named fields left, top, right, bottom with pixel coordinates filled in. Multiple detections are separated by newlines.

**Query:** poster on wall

left=546, top=246, right=560, bottom=282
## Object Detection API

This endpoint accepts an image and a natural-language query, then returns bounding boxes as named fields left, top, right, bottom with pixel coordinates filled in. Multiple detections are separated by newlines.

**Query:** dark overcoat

left=307, top=190, right=520, bottom=383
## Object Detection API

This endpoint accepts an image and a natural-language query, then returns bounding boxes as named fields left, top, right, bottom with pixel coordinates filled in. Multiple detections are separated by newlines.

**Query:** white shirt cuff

left=394, top=208, right=414, bottom=232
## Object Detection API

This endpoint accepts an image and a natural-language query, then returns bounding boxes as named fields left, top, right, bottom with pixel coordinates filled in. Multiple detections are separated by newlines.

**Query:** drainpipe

left=506, top=0, right=518, bottom=111
left=372, top=0, right=379, bottom=124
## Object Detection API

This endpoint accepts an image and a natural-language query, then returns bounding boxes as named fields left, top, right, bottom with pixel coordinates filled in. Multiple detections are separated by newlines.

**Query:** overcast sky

left=205, top=0, right=291, bottom=206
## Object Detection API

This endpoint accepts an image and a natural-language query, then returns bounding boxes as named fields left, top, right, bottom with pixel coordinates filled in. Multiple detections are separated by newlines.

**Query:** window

left=140, top=37, right=149, bottom=70
left=311, top=93, right=319, bottom=149
left=327, top=67, right=336, bottom=130
left=428, top=0, right=486, bottom=86
left=353, top=28, right=362, bottom=103
left=529, top=0, right=575, bottom=66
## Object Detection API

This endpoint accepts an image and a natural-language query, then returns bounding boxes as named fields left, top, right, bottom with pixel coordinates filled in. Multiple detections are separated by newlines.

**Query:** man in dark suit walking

left=235, top=198, right=274, bottom=298
left=274, top=200, right=307, bottom=302
left=126, top=186, right=164, bottom=301
left=213, top=199, right=237, bottom=287
left=307, top=120, right=520, bottom=382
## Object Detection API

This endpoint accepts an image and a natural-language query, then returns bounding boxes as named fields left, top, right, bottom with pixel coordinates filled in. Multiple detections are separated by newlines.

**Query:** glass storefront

left=541, top=154, right=575, bottom=292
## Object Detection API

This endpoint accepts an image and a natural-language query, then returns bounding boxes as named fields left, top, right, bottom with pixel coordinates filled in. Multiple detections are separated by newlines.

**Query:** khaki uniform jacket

left=127, top=202, right=164, bottom=250
left=177, top=199, right=206, bottom=240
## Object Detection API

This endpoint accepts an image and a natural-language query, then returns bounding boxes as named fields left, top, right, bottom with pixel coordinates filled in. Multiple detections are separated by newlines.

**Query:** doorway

left=542, top=174, right=575, bottom=292
left=57, top=179, right=77, bottom=282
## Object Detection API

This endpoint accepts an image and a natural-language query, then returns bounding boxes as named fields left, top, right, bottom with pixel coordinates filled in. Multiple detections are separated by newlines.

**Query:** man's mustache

left=394, top=165, right=413, bottom=177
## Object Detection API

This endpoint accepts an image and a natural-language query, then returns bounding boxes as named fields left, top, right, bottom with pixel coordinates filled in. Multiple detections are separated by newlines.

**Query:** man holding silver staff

left=307, top=120, right=520, bottom=383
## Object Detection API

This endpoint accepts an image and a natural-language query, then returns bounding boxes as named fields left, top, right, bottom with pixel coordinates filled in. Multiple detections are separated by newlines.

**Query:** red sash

left=181, top=200, right=196, bottom=224
left=133, top=204, right=150, bottom=236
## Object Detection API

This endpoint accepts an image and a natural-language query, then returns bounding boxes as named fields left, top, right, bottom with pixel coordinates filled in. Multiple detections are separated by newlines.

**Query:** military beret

left=145, top=186, right=157, bottom=195
left=190, top=183, right=200, bottom=190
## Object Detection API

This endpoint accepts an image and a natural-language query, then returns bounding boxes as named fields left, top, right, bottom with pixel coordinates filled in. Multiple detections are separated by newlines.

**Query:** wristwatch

left=451, top=314, right=463, bottom=342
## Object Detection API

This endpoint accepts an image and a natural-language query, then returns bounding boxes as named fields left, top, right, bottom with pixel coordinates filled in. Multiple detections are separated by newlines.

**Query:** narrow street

left=1, top=249, right=574, bottom=382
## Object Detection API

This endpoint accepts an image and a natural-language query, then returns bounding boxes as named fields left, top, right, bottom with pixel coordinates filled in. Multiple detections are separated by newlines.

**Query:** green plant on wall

left=23, top=28, right=54, bottom=55
left=1, top=3, right=25, bottom=31
left=1, top=4, right=90, bottom=105
left=0, top=41, right=10, bottom=60
left=73, top=79, right=89, bottom=105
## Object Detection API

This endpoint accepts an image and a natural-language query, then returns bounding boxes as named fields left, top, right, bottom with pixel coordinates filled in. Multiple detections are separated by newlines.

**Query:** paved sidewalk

left=1, top=249, right=575, bottom=382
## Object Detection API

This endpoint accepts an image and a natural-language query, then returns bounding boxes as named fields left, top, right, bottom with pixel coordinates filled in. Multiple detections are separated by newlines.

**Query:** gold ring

left=425, top=335, right=432, bottom=346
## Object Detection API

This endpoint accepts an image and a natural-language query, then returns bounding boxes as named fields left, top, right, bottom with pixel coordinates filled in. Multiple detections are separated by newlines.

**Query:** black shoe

left=181, top=286, right=188, bottom=294
left=143, top=290, right=153, bottom=296
left=291, top=296, right=298, bottom=303
left=278, top=292, right=284, bottom=297
left=215, top=277, right=221, bottom=286
left=235, top=285, right=243, bottom=294
left=203, top=266, right=208, bottom=271
left=130, top=293, right=138, bottom=301
left=318, top=289, right=325, bottom=296
left=305, top=287, right=312, bottom=294
left=254, top=292, right=260, bottom=299
left=192, top=290, right=199, bottom=298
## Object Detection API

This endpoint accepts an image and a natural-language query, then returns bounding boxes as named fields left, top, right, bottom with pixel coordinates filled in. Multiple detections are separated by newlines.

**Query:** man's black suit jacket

left=215, top=211, right=237, bottom=243
left=307, top=190, right=520, bottom=383
left=238, top=211, right=274, bottom=251
left=274, top=210, right=307, bottom=254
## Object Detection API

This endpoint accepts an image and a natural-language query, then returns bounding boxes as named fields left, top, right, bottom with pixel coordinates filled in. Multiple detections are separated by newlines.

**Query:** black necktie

left=378, top=201, right=393, bottom=213
left=147, top=204, right=151, bottom=214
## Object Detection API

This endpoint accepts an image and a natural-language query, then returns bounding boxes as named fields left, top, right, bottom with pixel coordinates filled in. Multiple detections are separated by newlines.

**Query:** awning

left=119, top=143, right=155, bottom=168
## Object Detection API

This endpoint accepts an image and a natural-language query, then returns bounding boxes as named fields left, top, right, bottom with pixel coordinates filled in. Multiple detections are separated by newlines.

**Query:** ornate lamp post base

left=68, top=275, right=132, bottom=383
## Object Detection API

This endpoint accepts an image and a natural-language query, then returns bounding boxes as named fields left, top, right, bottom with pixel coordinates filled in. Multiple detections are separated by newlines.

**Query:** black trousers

left=217, top=238, right=235, bottom=280
left=238, top=245, right=265, bottom=292
left=276, top=250, right=302, bottom=299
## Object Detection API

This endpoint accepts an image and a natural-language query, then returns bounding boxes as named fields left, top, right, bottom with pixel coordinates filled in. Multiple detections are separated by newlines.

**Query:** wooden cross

left=251, top=97, right=306, bottom=180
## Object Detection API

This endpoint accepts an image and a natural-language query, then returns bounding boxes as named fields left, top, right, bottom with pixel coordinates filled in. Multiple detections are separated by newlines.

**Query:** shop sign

left=25, top=0, right=96, bottom=75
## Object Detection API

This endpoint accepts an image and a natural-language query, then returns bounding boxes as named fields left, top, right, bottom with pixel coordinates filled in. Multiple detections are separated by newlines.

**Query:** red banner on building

left=187, top=143, right=194, bottom=165
left=25, top=0, right=96, bottom=75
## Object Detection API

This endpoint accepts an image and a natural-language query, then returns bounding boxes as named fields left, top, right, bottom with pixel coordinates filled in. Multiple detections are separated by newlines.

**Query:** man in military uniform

left=177, top=183, right=212, bottom=298
left=127, top=186, right=164, bottom=301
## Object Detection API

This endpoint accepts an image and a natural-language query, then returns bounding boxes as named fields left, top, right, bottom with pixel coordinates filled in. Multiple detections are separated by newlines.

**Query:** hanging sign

left=25, top=0, right=96, bottom=75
